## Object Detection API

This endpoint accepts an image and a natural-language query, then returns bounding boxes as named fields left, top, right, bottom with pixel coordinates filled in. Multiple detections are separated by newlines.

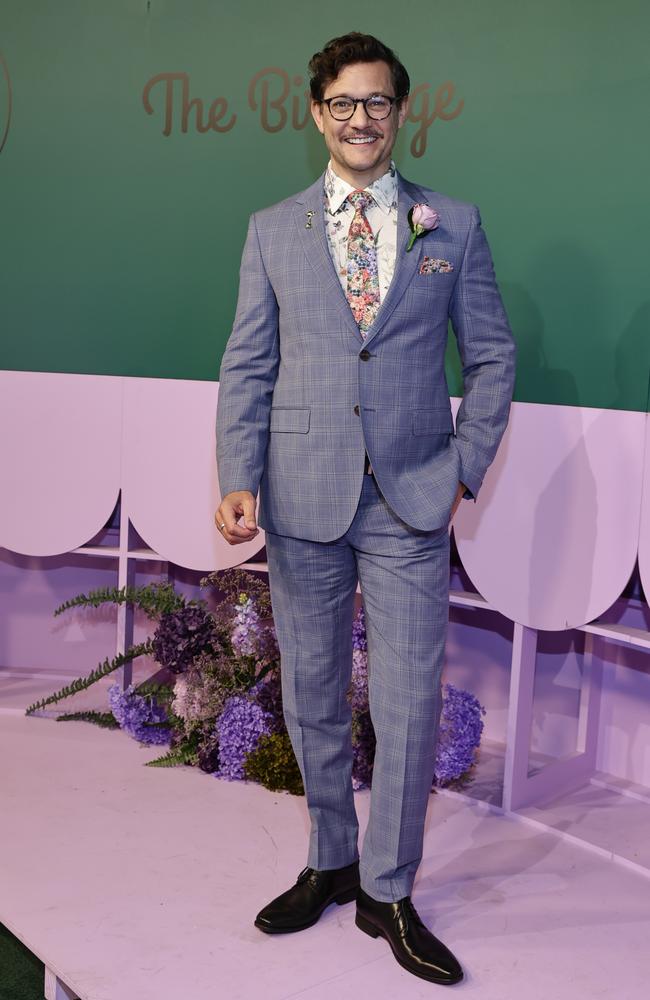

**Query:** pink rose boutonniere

left=406, top=203, right=439, bottom=252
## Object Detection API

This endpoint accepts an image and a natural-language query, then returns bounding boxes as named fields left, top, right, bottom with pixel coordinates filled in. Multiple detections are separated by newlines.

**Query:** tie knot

left=348, top=190, right=373, bottom=213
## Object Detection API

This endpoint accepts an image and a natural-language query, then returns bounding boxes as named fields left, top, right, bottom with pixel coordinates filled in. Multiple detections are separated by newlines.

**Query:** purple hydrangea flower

left=108, top=682, right=171, bottom=745
left=433, top=683, right=485, bottom=785
left=152, top=604, right=216, bottom=674
left=215, top=694, right=273, bottom=781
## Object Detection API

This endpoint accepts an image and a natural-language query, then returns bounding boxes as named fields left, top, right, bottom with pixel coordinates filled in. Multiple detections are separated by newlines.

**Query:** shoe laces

left=296, top=866, right=319, bottom=888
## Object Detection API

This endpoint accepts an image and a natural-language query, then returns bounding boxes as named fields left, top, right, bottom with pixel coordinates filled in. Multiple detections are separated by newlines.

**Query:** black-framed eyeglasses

left=321, top=94, right=402, bottom=121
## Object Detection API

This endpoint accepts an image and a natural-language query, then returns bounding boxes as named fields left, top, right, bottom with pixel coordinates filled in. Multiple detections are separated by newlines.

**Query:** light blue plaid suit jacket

left=216, top=170, right=516, bottom=542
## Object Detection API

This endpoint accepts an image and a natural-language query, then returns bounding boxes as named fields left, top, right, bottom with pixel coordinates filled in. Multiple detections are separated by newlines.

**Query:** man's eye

left=332, top=100, right=352, bottom=111
left=368, top=98, right=389, bottom=109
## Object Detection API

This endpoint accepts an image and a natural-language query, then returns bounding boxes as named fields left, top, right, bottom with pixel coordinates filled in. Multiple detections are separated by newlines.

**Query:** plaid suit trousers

left=264, top=471, right=451, bottom=903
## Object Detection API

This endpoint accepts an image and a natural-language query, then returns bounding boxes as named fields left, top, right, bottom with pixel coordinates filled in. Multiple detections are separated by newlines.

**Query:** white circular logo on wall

left=0, top=52, right=12, bottom=157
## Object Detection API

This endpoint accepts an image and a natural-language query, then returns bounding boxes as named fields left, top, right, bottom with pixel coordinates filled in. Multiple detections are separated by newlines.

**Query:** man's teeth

left=346, top=136, right=378, bottom=144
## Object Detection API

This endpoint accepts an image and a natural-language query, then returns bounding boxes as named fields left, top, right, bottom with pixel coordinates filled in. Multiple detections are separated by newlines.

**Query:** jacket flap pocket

left=270, top=406, right=311, bottom=433
left=412, top=408, right=454, bottom=435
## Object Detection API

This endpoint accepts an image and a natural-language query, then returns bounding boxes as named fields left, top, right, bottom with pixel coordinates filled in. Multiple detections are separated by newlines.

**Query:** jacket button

left=353, top=404, right=360, bottom=415
left=359, top=349, right=371, bottom=360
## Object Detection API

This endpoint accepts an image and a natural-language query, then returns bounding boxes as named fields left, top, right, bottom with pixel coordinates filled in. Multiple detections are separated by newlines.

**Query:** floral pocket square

left=419, top=256, right=454, bottom=275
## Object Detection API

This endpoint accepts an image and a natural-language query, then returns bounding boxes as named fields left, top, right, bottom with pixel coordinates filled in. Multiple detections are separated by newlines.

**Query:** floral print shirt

left=323, top=159, right=399, bottom=303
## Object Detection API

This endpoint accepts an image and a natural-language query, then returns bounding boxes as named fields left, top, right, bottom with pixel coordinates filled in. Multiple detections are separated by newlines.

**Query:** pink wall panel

left=452, top=400, right=644, bottom=630
left=0, top=372, right=121, bottom=556
left=121, top=378, right=261, bottom=571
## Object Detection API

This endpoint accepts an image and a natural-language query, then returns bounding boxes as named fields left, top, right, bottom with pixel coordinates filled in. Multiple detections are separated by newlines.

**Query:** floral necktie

left=346, top=190, right=380, bottom=336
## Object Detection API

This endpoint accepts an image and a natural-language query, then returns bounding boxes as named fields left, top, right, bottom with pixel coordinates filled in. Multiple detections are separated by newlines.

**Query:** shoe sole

left=355, top=912, right=463, bottom=986
left=254, top=885, right=359, bottom=934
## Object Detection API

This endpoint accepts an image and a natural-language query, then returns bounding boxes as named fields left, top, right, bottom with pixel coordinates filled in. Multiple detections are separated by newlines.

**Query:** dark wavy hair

left=308, top=32, right=410, bottom=105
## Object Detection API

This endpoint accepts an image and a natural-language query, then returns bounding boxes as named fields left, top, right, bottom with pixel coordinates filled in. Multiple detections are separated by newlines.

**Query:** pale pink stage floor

left=2, top=696, right=650, bottom=999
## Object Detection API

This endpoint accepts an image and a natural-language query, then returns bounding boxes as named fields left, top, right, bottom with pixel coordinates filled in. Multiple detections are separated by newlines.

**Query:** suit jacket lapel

left=294, top=175, right=363, bottom=342
left=361, top=174, right=423, bottom=348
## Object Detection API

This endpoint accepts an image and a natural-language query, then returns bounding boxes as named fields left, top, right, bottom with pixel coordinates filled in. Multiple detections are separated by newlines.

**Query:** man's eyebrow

left=326, top=92, right=393, bottom=100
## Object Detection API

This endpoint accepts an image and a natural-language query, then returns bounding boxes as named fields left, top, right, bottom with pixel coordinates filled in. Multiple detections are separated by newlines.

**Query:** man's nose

left=349, top=101, right=372, bottom=127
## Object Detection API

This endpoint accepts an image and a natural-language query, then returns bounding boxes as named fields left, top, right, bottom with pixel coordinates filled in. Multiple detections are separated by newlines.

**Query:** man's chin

left=338, top=148, right=387, bottom=175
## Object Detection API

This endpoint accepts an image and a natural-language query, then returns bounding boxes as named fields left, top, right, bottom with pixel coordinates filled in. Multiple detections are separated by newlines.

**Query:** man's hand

left=215, top=491, right=259, bottom=545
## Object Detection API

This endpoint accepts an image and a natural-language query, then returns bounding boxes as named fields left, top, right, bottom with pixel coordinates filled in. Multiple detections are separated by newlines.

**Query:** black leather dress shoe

left=355, top=887, right=463, bottom=985
left=254, top=860, right=360, bottom=934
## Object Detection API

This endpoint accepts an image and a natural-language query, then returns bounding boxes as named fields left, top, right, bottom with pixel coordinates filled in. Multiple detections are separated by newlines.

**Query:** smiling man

left=215, top=32, right=516, bottom=986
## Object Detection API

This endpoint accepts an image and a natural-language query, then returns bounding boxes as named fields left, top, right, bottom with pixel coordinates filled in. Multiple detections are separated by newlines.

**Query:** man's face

left=311, top=60, right=408, bottom=186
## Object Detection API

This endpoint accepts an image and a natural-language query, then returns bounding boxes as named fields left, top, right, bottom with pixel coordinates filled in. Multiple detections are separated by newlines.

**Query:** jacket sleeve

left=216, top=212, right=280, bottom=498
left=448, top=205, right=516, bottom=501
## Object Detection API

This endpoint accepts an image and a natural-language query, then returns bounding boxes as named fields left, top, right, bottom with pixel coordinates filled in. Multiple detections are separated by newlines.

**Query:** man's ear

left=311, top=99, right=325, bottom=135
left=397, top=96, right=409, bottom=129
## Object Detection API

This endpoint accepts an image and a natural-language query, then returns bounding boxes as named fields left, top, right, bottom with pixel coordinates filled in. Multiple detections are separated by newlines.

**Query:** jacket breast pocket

left=269, top=406, right=311, bottom=433
left=412, top=408, right=454, bottom=435
left=416, top=270, right=456, bottom=283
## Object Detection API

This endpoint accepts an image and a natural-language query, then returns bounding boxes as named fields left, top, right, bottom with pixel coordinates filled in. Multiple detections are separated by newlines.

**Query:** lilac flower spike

left=230, top=592, right=264, bottom=658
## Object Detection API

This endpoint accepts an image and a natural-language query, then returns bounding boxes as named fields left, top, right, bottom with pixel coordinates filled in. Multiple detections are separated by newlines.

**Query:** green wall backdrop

left=0, top=0, right=648, bottom=410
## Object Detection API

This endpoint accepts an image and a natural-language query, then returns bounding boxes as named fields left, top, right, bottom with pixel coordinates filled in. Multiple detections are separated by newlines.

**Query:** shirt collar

left=324, top=160, right=398, bottom=216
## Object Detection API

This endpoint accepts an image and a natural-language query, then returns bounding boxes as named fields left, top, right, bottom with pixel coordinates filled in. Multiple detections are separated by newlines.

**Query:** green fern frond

left=145, top=745, right=196, bottom=767
left=24, top=640, right=155, bottom=716
left=53, top=583, right=190, bottom=620
left=55, top=710, right=121, bottom=729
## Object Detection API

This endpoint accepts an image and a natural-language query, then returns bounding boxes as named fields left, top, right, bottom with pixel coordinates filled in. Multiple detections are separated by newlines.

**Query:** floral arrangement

left=25, top=569, right=485, bottom=795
